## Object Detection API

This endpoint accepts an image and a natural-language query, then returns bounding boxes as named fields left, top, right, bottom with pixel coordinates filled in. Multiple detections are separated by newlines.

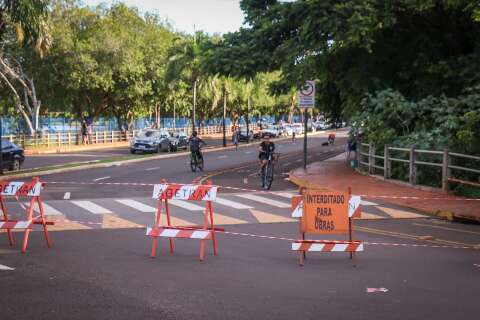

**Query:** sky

left=83, top=0, right=246, bottom=35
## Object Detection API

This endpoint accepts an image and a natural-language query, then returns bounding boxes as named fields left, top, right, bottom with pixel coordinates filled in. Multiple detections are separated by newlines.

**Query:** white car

left=261, top=125, right=283, bottom=138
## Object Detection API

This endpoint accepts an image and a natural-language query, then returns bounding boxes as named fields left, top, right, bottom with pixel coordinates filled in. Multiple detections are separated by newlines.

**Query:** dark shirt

left=189, top=137, right=205, bottom=152
left=259, top=141, right=275, bottom=155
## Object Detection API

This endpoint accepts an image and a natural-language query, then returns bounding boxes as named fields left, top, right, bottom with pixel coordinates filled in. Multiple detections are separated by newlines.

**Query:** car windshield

left=137, top=130, right=158, bottom=138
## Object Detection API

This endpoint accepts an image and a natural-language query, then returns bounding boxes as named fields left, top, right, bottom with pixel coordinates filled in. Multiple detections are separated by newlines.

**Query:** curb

left=288, top=167, right=480, bottom=224
left=24, top=142, right=130, bottom=155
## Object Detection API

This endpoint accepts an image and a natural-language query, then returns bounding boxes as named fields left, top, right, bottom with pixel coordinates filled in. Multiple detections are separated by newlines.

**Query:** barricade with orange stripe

left=147, top=180, right=218, bottom=261
left=0, top=177, right=54, bottom=253
left=291, top=187, right=363, bottom=266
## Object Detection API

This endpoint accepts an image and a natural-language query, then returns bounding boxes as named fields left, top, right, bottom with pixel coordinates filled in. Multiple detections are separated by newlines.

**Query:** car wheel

left=10, top=158, right=20, bottom=171
left=160, top=141, right=169, bottom=152
left=130, top=148, right=136, bottom=154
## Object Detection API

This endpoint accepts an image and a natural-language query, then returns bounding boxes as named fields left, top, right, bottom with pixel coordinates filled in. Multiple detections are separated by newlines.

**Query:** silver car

left=130, top=129, right=172, bottom=153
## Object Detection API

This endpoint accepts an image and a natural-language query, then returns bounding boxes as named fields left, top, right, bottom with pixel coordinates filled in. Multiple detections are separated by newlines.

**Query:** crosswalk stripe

left=214, top=197, right=253, bottom=209
left=28, top=202, right=64, bottom=216
left=71, top=201, right=112, bottom=214
left=361, top=200, right=379, bottom=206
left=377, top=206, right=426, bottom=219
left=169, top=199, right=205, bottom=211
left=356, top=212, right=385, bottom=219
left=115, top=199, right=156, bottom=213
left=249, top=209, right=295, bottom=223
left=0, top=264, right=14, bottom=271
left=236, top=194, right=290, bottom=208
left=273, top=192, right=295, bottom=199
left=212, top=213, right=248, bottom=225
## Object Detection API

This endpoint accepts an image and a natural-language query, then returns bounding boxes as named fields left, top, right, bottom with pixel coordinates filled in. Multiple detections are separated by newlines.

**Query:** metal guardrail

left=357, top=143, right=480, bottom=193
left=1, top=124, right=260, bottom=149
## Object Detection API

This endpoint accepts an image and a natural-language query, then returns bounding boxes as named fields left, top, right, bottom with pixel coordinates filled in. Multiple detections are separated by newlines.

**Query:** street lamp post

left=222, top=85, right=228, bottom=147
left=0, top=117, right=3, bottom=175
left=192, top=79, right=197, bottom=133
left=246, top=96, right=251, bottom=141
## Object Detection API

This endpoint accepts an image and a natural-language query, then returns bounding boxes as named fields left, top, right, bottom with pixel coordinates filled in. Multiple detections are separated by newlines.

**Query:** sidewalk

left=289, top=153, right=480, bottom=222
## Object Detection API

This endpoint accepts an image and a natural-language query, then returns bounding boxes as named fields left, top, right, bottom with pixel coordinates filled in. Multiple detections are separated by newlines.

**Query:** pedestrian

left=87, top=120, right=93, bottom=144
left=292, top=131, right=296, bottom=143
left=81, top=120, right=88, bottom=144
left=233, top=128, right=239, bottom=150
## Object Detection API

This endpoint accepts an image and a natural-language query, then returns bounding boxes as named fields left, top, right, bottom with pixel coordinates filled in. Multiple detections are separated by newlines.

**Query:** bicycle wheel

left=260, top=165, right=266, bottom=187
left=198, top=157, right=204, bottom=171
left=264, top=162, right=274, bottom=190
left=190, top=154, right=197, bottom=172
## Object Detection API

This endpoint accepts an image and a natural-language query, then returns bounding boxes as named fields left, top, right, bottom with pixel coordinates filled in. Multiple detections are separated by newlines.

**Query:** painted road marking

left=28, top=202, right=64, bottom=216
left=93, top=176, right=111, bottom=182
left=145, top=167, right=161, bottom=171
left=218, top=155, right=228, bottom=159
left=0, top=264, right=14, bottom=271
left=72, top=201, right=112, bottom=214
left=274, top=192, right=295, bottom=199
left=283, top=162, right=291, bottom=166
left=63, top=192, right=71, bottom=200
left=214, top=197, right=253, bottom=209
left=295, top=159, right=302, bottom=163
left=169, top=199, right=205, bottom=211
left=115, top=199, right=156, bottom=213
left=377, top=206, right=426, bottom=219
left=249, top=209, right=295, bottom=223
left=236, top=194, right=290, bottom=208
left=244, top=151, right=253, bottom=154
left=412, top=223, right=480, bottom=236
left=361, top=200, right=378, bottom=206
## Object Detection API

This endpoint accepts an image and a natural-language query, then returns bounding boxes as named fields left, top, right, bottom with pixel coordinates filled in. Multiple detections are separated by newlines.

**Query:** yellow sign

left=301, top=191, right=349, bottom=234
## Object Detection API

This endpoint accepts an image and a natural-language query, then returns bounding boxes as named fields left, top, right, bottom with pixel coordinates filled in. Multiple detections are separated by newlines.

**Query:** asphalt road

left=1, top=130, right=479, bottom=320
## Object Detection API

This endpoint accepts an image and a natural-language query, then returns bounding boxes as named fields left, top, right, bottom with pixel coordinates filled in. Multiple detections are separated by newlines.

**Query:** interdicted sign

left=0, top=181, right=42, bottom=197
left=301, top=191, right=349, bottom=234
left=298, top=80, right=315, bottom=108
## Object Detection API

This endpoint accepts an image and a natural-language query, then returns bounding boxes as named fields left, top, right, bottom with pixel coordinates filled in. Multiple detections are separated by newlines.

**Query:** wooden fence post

left=384, top=144, right=390, bottom=179
left=95, top=131, right=99, bottom=144
left=47, top=133, right=50, bottom=148
left=57, top=132, right=61, bottom=147
left=111, top=131, right=114, bottom=143
left=368, top=144, right=375, bottom=174
left=442, top=149, right=450, bottom=193
left=409, top=147, right=416, bottom=184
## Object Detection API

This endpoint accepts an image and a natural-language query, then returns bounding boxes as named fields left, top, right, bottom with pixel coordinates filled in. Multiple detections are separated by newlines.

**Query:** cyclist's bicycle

left=260, top=152, right=280, bottom=190
left=190, top=151, right=204, bottom=172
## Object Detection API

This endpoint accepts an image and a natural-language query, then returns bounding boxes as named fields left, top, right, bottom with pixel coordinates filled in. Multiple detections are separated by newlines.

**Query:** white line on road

left=93, top=176, right=111, bottom=182
left=28, top=202, right=64, bottom=216
left=0, top=264, right=14, bottom=271
left=283, top=162, right=291, bottom=166
left=295, top=159, right=302, bottom=163
left=214, top=197, right=253, bottom=209
left=115, top=199, right=156, bottom=213
left=235, top=194, right=290, bottom=208
left=244, top=151, right=253, bottom=154
left=218, top=155, right=228, bottom=159
left=145, top=167, right=161, bottom=171
left=63, top=192, right=71, bottom=200
left=169, top=199, right=205, bottom=211
left=71, top=201, right=112, bottom=214
left=274, top=192, right=295, bottom=199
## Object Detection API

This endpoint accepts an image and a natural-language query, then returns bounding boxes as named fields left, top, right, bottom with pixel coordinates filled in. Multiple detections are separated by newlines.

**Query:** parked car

left=1, top=139, right=25, bottom=171
left=260, top=125, right=283, bottom=138
left=232, top=127, right=254, bottom=142
left=171, top=131, right=189, bottom=151
left=130, top=129, right=172, bottom=153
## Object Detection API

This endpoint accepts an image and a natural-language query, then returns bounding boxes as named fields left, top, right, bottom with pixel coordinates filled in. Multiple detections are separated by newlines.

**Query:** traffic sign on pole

left=298, top=81, right=315, bottom=108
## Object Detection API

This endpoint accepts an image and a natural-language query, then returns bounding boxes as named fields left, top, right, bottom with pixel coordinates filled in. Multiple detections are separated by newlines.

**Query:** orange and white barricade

left=147, top=180, right=218, bottom=261
left=0, top=177, right=54, bottom=253
left=291, top=188, right=363, bottom=266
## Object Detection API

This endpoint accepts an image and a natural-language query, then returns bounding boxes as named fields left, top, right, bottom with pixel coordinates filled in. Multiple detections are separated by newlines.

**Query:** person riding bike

left=258, top=135, right=275, bottom=177
left=189, top=131, right=206, bottom=162
left=328, top=133, right=336, bottom=145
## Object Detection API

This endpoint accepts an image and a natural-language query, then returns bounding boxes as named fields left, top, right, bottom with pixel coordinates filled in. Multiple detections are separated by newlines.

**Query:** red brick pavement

left=289, top=154, right=480, bottom=222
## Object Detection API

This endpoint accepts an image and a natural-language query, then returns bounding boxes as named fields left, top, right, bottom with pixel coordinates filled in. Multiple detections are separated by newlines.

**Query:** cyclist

left=189, top=131, right=206, bottom=163
left=328, top=133, right=336, bottom=145
left=258, top=135, right=275, bottom=180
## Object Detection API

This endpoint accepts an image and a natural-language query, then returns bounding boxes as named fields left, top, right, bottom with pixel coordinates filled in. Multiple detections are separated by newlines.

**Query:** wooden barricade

left=0, top=177, right=54, bottom=253
left=291, top=188, right=363, bottom=266
left=147, top=180, right=218, bottom=261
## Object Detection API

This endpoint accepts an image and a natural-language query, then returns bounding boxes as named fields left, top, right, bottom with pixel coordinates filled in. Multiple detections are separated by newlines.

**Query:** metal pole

left=193, top=79, right=197, bottom=132
left=173, top=99, right=176, bottom=130
left=303, top=110, right=308, bottom=169
left=246, top=96, right=250, bottom=141
left=222, top=85, right=227, bottom=147
left=0, top=116, right=3, bottom=175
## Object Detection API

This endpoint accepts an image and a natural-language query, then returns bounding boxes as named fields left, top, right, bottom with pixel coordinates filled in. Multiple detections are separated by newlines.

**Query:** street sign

left=298, top=80, right=315, bottom=108
left=301, top=191, right=349, bottom=234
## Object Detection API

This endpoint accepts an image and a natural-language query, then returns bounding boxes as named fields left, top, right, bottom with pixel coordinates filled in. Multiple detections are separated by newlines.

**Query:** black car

left=1, top=139, right=25, bottom=171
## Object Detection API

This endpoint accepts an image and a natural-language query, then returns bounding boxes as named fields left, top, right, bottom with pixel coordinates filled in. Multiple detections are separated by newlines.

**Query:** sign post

left=298, top=81, right=315, bottom=169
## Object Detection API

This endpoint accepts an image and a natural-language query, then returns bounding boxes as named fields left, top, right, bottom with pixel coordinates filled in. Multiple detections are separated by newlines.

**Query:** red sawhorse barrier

left=146, top=180, right=218, bottom=261
left=0, top=177, right=54, bottom=253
